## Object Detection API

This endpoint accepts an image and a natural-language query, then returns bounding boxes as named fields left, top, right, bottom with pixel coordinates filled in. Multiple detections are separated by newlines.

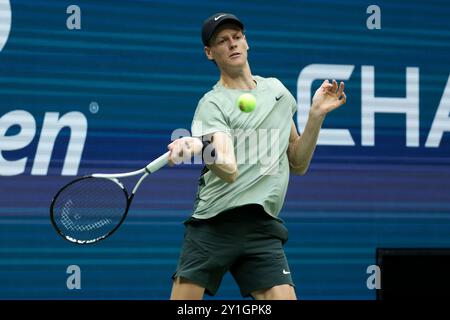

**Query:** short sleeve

left=191, top=99, right=231, bottom=138
left=287, top=90, right=297, bottom=115
left=275, top=78, right=297, bottom=116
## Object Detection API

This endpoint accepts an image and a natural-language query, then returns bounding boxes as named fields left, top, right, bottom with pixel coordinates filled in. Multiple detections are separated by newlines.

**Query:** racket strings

left=52, top=177, right=128, bottom=242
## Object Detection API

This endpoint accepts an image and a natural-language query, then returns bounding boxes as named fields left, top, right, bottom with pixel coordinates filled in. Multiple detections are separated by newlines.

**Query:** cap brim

left=204, top=18, right=244, bottom=46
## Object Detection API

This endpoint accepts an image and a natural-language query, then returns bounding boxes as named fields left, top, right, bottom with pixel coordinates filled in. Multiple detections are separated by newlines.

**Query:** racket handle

left=93, top=151, right=170, bottom=178
left=145, top=151, right=170, bottom=173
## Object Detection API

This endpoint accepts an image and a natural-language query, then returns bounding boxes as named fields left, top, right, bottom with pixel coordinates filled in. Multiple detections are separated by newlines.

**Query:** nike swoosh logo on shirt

left=283, top=269, right=291, bottom=274
left=214, top=14, right=227, bottom=21
left=275, top=95, right=283, bottom=101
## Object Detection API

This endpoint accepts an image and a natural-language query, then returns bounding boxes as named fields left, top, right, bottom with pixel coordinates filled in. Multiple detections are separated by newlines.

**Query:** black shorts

left=172, top=204, right=294, bottom=297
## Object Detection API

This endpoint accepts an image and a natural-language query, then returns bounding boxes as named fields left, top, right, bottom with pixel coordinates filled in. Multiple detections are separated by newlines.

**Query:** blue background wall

left=1, top=0, right=450, bottom=299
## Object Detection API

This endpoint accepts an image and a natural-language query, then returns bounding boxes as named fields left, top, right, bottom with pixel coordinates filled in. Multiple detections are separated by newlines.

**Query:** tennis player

left=167, top=13, right=346, bottom=300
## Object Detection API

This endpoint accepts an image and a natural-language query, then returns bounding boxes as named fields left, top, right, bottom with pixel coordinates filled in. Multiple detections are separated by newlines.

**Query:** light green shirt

left=191, top=76, right=297, bottom=219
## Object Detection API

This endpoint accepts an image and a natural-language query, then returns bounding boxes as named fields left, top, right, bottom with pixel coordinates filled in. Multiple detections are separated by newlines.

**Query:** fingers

left=167, top=143, right=180, bottom=166
left=321, top=79, right=331, bottom=91
left=313, top=79, right=347, bottom=114
left=168, top=137, right=197, bottom=166
left=322, top=79, right=344, bottom=94
left=332, top=91, right=347, bottom=109
left=169, top=142, right=184, bottom=165
left=331, top=79, right=338, bottom=93
left=340, top=91, right=347, bottom=105
left=167, top=143, right=175, bottom=166
left=322, top=79, right=338, bottom=94
left=337, top=81, right=346, bottom=105
left=335, top=86, right=347, bottom=108
left=337, top=81, right=345, bottom=97
left=168, top=140, right=180, bottom=166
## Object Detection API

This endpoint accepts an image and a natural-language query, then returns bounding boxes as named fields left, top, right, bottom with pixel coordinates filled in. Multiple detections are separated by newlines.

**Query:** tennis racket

left=50, top=152, right=170, bottom=244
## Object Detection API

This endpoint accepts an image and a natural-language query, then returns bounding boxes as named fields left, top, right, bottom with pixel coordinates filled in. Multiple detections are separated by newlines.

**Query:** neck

left=219, top=62, right=256, bottom=90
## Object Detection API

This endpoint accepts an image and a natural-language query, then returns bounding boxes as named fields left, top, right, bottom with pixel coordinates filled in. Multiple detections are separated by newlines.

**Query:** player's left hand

left=311, top=79, right=346, bottom=117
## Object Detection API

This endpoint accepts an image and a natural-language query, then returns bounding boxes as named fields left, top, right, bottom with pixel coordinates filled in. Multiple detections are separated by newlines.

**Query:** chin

left=228, top=57, right=247, bottom=66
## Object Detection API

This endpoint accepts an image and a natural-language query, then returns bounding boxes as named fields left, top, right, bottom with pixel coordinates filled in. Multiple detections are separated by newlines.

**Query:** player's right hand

left=167, top=137, right=203, bottom=166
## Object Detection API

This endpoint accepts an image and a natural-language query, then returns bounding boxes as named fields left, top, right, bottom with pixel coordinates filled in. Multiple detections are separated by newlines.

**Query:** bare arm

left=287, top=118, right=323, bottom=175
left=167, top=131, right=238, bottom=183
left=287, top=79, right=347, bottom=175
left=205, top=132, right=238, bottom=183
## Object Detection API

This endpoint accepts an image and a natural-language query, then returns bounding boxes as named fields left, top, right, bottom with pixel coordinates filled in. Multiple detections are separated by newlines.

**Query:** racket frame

left=50, top=176, right=132, bottom=244
left=50, top=151, right=169, bottom=244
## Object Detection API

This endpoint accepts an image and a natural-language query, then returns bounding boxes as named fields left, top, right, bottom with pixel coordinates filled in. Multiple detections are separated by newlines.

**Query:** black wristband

left=201, top=140, right=210, bottom=152
left=201, top=140, right=216, bottom=163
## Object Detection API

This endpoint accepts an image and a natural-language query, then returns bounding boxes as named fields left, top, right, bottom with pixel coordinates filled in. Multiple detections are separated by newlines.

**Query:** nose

left=229, top=39, right=237, bottom=49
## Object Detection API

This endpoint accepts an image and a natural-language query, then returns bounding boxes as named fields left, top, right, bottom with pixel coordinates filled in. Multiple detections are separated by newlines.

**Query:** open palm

left=311, top=79, right=347, bottom=116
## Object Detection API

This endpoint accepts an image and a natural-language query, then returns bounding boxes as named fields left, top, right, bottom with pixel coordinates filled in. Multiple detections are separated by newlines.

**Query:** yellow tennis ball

left=237, top=93, right=256, bottom=113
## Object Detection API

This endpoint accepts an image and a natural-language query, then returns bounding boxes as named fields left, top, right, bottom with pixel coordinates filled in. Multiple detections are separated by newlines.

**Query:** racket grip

left=145, top=151, right=170, bottom=173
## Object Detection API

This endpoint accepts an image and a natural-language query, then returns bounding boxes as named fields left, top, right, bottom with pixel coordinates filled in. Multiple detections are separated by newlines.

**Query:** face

left=204, top=23, right=249, bottom=69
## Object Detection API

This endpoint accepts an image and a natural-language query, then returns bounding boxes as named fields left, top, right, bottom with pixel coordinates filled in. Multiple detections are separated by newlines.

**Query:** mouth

left=229, top=52, right=241, bottom=59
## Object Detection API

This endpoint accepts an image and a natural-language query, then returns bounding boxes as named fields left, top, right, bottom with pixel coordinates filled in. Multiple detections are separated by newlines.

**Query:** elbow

left=294, top=168, right=308, bottom=176
left=209, top=161, right=238, bottom=183
left=290, top=164, right=309, bottom=176
left=221, top=160, right=238, bottom=183
left=224, top=169, right=238, bottom=183
left=220, top=156, right=238, bottom=183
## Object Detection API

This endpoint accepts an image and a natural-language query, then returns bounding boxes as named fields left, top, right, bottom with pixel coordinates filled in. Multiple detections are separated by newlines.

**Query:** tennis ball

left=237, top=93, right=256, bottom=113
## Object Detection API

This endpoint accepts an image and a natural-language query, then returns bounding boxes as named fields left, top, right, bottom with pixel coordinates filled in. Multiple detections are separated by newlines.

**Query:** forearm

left=203, top=134, right=238, bottom=183
left=289, top=111, right=325, bottom=175
left=207, top=155, right=238, bottom=183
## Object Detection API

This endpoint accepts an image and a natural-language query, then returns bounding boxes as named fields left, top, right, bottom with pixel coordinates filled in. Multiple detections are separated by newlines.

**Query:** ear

left=243, top=34, right=249, bottom=51
left=204, top=46, right=214, bottom=61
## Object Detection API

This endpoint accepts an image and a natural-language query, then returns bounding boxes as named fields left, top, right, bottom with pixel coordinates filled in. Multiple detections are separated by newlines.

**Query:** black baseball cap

left=201, top=13, right=244, bottom=46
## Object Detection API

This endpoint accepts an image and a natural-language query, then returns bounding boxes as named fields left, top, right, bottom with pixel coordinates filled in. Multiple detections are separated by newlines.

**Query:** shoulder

left=197, top=85, right=226, bottom=109
left=257, top=76, right=297, bottom=112
left=255, top=76, right=293, bottom=95
left=193, top=88, right=229, bottom=121
left=254, top=75, right=280, bottom=84
left=254, top=76, right=286, bottom=90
